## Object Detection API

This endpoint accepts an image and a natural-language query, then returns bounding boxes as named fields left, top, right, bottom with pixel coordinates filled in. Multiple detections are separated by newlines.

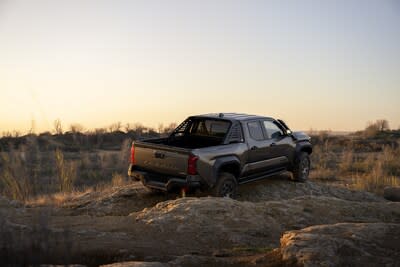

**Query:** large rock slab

left=60, top=179, right=385, bottom=216
left=134, top=196, right=400, bottom=234
left=238, top=177, right=383, bottom=203
left=1, top=182, right=400, bottom=266
left=280, top=223, right=400, bottom=267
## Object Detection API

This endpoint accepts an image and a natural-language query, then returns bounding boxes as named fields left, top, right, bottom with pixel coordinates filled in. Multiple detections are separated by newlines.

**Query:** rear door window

left=247, top=121, right=264, bottom=141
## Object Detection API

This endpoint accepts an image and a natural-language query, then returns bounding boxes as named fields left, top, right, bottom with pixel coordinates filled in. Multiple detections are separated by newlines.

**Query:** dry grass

left=351, top=170, right=400, bottom=195
left=338, top=150, right=354, bottom=173
left=310, top=141, right=339, bottom=180
left=311, top=136, right=400, bottom=195
left=26, top=187, right=94, bottom=207
left=55, top=149, right=77, bottom=193
left=0, top=134, right=132, bottom=203
left=1, top=126, right=399, bottom=204
left=0, top=148, right=34, bottom=201
left=349, top=146, right=400, bottom=194
left=26, top=174, right=132, bottom=207
left=111, top=172, right=129, bottom=187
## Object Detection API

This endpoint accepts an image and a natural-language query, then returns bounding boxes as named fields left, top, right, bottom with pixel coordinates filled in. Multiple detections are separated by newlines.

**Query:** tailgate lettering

left=143, top=160, right=179, bottom=171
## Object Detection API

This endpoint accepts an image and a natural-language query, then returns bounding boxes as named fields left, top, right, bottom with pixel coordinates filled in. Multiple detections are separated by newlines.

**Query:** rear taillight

left=187, top=155, right=198, bottom=175
left=130, top=143, right=135, bottom=164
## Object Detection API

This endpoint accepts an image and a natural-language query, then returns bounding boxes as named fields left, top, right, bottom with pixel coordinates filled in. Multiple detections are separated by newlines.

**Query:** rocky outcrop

left=134, top=196, right=400, bottom=234
left=61, top=183, right=168, bottom=216
left=3, top=195, right=399, bottom=265
left=60, top=178, right=384, bottom=216
left=280, top=223, right=400, bottom=267
left=2, top=180, right=400, bottom=266
left=238, top=176, right=383, bottom=203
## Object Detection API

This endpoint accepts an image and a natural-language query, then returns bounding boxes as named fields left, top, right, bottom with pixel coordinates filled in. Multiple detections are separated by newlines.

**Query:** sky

left=0, top=0, right=399, bottom=134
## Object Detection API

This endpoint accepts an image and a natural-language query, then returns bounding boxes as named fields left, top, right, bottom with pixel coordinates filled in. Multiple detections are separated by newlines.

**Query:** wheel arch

left=212, top=156, right=241, bottom=185
left=296, top=142, right=313, bottom=155
left=289, top=142, right=312, bottom=170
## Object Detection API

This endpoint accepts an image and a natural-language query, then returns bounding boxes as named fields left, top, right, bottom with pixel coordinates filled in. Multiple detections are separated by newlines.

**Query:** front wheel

left=292, top=152, right=310, bottom=182
left=212, top=172, right=237, bottom=198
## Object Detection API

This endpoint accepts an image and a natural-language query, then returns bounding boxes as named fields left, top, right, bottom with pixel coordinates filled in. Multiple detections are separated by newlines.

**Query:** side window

left=263, top=121, right=284, bottom=139
left=247, top=121, right=264, bottom=141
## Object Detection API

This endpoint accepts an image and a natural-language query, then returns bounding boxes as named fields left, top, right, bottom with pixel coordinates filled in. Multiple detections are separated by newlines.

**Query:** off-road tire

left=292, top=152, right=310, bottom=182
left=212, top=172, right=237, bottom=198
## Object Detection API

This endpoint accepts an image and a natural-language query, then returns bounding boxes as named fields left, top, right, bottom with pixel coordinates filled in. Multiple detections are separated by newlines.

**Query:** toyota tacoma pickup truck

left=128, top=113, right=312, bottom=197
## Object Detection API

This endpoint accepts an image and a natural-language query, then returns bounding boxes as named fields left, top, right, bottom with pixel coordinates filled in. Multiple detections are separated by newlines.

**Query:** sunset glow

left=1, top=0, right=399, bottom=133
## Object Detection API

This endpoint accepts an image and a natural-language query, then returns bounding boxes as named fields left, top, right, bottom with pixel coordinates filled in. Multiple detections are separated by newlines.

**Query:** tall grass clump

left=111, top=172, right=128, bottom=187
left=55, top=149, right=76, bottom=193
left=0, top=154, right=32, bottom=201
left=0, top=137, right=40, bottom=201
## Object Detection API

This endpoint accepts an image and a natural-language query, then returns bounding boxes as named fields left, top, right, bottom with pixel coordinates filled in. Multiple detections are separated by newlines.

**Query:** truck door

left=261, top=120, right=294, bottom=167
left=242, top=120, right=277, bottom=176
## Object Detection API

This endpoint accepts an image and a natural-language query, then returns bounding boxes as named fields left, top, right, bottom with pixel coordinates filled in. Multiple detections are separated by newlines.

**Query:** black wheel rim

left=220, top=180, right=235, bottom=198
left=300, top=157, right=310, bottom=179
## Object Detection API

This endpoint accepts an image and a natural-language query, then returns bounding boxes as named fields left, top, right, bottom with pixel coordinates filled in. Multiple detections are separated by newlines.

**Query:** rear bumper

left=128, top=164, right=202, bottom=191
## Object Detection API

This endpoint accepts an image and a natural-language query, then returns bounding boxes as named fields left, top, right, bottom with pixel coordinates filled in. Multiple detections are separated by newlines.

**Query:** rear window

left=188, top=119, right=231, bottom=138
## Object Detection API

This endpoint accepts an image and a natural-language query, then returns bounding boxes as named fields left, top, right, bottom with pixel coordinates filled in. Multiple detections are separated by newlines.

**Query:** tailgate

left=134, top=143, right=189, bottom=177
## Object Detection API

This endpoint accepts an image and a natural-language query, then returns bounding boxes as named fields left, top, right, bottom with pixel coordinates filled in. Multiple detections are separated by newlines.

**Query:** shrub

left=364, top=119, right=390, bottom=138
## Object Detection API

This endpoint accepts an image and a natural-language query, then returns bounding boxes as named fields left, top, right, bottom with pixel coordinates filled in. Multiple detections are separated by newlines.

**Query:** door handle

left=250, top=146, right=258, bottom=150
left=270, top=143, right=276, bottom=147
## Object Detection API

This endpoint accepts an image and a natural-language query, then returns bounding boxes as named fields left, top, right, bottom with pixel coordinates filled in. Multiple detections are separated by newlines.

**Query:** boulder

left=384, top=186, right=400, bottom=202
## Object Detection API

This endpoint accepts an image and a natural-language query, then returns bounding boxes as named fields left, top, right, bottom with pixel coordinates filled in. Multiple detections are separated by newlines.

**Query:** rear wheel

left=292, top=152, right=310, bottom=182
left=212, top=172, right=237, bottom=198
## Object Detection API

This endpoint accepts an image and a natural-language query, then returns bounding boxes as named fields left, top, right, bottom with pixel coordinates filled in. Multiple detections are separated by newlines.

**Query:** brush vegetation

left=0, top=120, right=399, bottom=202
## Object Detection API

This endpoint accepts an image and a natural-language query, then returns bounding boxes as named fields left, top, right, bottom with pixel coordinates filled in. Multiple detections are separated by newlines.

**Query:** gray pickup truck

left=128, top=113, right=312, bottom=197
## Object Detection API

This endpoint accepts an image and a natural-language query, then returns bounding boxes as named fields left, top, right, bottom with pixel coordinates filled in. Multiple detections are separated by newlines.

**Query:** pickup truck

left=128, top=113, right=312, bottom=198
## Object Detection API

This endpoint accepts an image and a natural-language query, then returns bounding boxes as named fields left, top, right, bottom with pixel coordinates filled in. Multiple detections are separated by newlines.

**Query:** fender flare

left=209, top=156, right=241, bottom=186
left=295, top=142, right=313, bottom=158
